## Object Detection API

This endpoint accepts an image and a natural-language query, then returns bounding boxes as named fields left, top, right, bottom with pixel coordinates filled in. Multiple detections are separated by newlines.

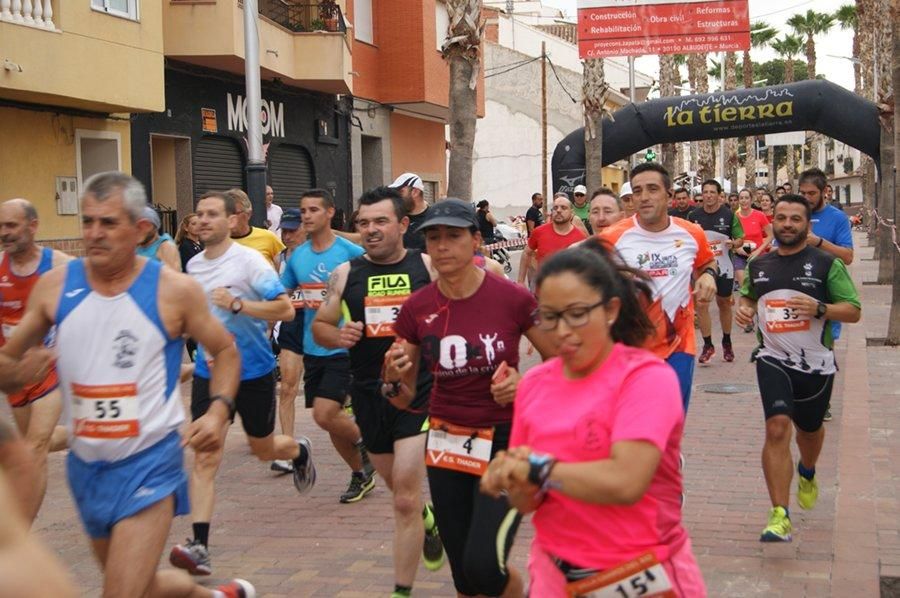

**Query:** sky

left=539, top=0, right=857, bottom=92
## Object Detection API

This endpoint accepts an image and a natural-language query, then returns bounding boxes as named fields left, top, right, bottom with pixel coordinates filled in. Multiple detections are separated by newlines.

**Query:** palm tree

left=743, top=22, right=777, bottom=187
left=834, top=5, right=860, bottom=92
left=582, top=58, right=609, bottom=193
left=443, top=0, right=483, bottom=201
left=658, top=53, right=678, bottom=176
left=788, top=10, right=833, bottom=169
left=724, top=52, right=739, bottom=188
left=770, top=34, right=803, bottom=186
left=886, top=0, right=900, bottom=342
left=688, top=53, right=714, bottom=180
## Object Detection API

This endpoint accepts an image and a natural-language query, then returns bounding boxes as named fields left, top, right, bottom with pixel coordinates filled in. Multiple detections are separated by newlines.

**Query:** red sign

left=577, top=0, right=750, bottom=58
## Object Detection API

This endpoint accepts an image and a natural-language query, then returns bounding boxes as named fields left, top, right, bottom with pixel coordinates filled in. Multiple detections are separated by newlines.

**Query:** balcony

left=0, top=1, right=165, bottom=113
left=165, top=0, right=352, bottom=95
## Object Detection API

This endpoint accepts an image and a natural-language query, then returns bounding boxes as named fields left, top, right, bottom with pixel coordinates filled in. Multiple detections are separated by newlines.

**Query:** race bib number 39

left=566, top=552, right=675, bottom=598
left=425, top=417, right=494, bottom=476
left=71, top=383, right=140, bottom=439
left=764, top=299, right=810, bottom=333
left=364, top=295, right=407, bottom=337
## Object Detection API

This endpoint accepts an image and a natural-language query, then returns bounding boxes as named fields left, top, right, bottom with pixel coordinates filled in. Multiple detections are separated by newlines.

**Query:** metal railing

left=257, top=1, right=345, bottom=33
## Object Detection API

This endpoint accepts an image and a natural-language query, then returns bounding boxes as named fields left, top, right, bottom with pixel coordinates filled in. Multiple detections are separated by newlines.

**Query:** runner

left=282, top=188, right=375, bottom=503
left=668, top=187, right=693, bottom=220
left=0, top=172, right=254, bottom=597
left=736, top=193, right=861, bottom=542
left=586, top=188, right=624, bottom=234
left=171, top=190, right=315, bottom=577
left=0, top=198, right=70, bottom=524
left=384, top=198, right=555, bottom=597
left=601, top=163, right=717, bottom=412
left=480, top=238, right=706, bottom=597
left=759, top=191, right=775, bottom=223
left=733, top=187, right=773, bottom=290
left=517, top=194, right=587, bottom=286
left=571, top=185, right=592, bottom=233
left=389, top=173, right=431, bottom=251
left=271, top=208, right=306, bottom=474
left=135, top=206, right=180, bottom=271
left=226, top=188, right=285, bottom=269
left=312, top=186, right=445, bottom=598
left=688, top=179, right=744, bottom=364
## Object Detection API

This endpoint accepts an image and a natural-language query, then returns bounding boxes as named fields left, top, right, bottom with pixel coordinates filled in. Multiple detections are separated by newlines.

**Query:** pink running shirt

left=510, top=343, right=690, bottom=569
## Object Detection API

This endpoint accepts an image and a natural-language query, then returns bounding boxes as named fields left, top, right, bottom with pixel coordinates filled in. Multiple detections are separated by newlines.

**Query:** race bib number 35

left=71, top=383, right=140, bottom=439
left=764, top=299, right=810, bottom=333
left=364, top=295, right=407, bottom=337
left=425, top=417, right=493, bottom=476
left=566, top=552, right=675, bottom=598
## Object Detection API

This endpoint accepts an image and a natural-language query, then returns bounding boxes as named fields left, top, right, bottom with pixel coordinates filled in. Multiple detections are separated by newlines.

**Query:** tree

left=770, top=34, right=804, bottom=185
left=582, top=58, right=610, bottom=193
left=886, top=0, right=900, bottom=343
left=658, top=53, right=678, bottom=176
left=724, top=52, right=740, bottom=189
left=688, top=53, right=714, bottom=180
left=743, top=22, right=777, bottom=188
left=443, top=0, right=483, bottom=201
left=753, top=58, right=810, bottom=86
left=833, top=4, right=860, bottom=92
left=788, top=10, right=834, bottom=168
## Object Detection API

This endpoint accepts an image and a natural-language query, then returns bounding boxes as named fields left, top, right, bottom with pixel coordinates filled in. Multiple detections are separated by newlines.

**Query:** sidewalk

left=25, top=234, right=899, bottom=596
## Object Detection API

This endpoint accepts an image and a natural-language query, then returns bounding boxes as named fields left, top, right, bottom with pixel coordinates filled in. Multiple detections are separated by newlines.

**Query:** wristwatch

left=814, top=301, right=827, bottom=319
left=382, top=380, right=401, bottom=399
left=210, top=394, right=236, bottom=417
left=230, top=297, right=243, bottom=314
left=527, top=452, right=557, bottom=489
left=701, top=267, right=718, bottom=280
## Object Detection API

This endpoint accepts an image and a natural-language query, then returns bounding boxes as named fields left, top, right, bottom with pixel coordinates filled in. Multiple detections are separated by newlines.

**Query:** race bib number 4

left=300, top=283, right=327, bottom=310
left=764, top=299, right=810, bottom=333
left=71, top=383, right=140, bottom=439
left=364, top=295, right=407, bottom=337
left=425, top=417, right=494, bottom=476
left=566, top=552, right=675, bottom=598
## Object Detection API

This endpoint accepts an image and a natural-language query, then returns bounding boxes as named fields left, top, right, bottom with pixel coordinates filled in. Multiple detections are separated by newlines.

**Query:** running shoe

left=698, top=344, right=715, bottom=365
left=292, top=436, right=316, bottom=495
left=422, top=503, right=445, bottom=571
left=760, top=506, right=792, bottom=542
left=743, top=322, right=755, bottom=333
left=360, top=443, right=376, bottom=481
left=217, top=579, right=256, bottom=598
left=340, top=471, right=376, bottom=503
left=270, top=460, right=293, bottom=474
left=823, top=408, right=833, bottom=422
left=169, top=539, right=211, bottom=576
left=722, top=343, right=735, bottom=363
left=797, top=474, right=819, bottom=510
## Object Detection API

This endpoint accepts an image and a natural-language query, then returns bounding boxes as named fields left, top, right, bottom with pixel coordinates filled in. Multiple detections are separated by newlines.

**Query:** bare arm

left=572, top=218, right=588, bottom=235
left=312, top=264, right=362, bottom=349
left=157, top=241, right=181, bottom=272
left=210, top=288, right=294, bottom=322
left=517, top=246, right=535, bottom=284
left=0, top=274, right=57, bottom=392
left=808, top=234, right=854, bottom=265
left=524, top=325, right=556, bottom=360
left=382, top=340, right=422, bottom=409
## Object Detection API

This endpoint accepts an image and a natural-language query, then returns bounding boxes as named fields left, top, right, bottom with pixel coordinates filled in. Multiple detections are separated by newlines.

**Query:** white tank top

left=55, top=259, right=185, bottom=462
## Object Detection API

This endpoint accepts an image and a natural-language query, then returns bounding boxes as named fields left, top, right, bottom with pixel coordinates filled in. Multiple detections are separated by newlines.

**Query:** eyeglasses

left=533, top=299, right=606, bottom=331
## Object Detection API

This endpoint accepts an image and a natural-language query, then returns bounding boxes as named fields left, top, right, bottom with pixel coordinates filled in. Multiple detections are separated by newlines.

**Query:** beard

left=774, top=227, right=808, bottom=247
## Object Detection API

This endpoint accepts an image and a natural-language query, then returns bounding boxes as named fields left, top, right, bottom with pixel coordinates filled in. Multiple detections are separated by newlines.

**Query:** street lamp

left=827, top=53, right=876, bottom=101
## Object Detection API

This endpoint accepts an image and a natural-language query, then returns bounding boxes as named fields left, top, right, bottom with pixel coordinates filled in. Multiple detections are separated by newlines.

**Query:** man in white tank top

left=0, top=172, right=255, bottom=598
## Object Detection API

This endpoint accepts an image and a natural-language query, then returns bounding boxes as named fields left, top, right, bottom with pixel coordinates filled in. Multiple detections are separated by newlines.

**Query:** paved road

left=19, top=238, right=897, bottom=596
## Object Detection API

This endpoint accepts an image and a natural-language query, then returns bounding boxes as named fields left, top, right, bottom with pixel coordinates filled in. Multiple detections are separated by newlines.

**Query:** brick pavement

left=18, top=234, right=899, bottom=596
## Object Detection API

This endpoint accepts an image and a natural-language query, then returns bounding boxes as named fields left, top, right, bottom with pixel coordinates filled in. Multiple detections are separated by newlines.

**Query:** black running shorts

left=302, top=354, right=351, bottom=408
left=714, top=273, right=735, bottom=298
left=191, top=371, right=276, bottom=439
left=350, top=380, right=428, bottom=454
left=277, top=310, right=304, bottom=355
left=756, top=356, right=834, bottom=432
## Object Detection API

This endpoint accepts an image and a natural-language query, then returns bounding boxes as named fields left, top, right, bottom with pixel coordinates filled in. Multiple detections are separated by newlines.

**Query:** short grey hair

left=82, top=171, right=147, bottom=222
left=226, top=188, right=252, bottom=213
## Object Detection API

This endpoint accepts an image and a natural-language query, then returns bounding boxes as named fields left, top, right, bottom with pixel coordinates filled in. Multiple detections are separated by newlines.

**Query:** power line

left=546, top=56, right=578, bottom=104
left=485, top=57, right=539, bottom=72
left=484, top=56, right=541, bottom=78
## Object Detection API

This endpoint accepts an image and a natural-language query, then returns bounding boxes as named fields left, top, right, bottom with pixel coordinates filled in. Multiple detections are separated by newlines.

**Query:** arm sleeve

left=272, top=235, right=286, bottom=255
left=689, top=225, right=715, bottom=271
left=826, top=259, right=861, bottom=308
left=280, top=251, right=299, bottom=290
left=609, top=361, right=682, bottom=451
left=250, top=252, right=287, bottom=300
left=509, top=370, right=537, bottom=448
left=732, top=214, right=745, bottom=239
left=512, top=283, right=539, bottom=333
left=740, top=262, right=757, bottom=300
left=394, top=297, right=421, bottom=345
left=527, top=229, right=539, bottom=251
left=833, top=214, right=854, bottom=248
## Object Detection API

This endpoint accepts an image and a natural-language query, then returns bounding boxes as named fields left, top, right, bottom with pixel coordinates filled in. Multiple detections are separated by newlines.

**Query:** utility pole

left=243, top=0, right=267, bottom=227
left=718, top=50, right=726, bottom=187
left=628, top=55, right=636, bottom=167
left=541, top=41, right=548, bottom=218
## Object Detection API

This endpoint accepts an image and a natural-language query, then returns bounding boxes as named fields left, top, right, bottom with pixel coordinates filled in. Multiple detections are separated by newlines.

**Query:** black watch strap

left=702, top=267, right=718, bottom=279
left=211, top=394, right=236, bottom=417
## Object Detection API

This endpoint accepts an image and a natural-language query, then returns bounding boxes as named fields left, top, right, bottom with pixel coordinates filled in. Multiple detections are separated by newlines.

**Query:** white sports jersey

left=55, top=259, right=185, bottom=463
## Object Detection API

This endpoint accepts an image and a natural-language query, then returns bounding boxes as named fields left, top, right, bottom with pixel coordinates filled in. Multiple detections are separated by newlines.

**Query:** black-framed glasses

left=533, top=299, right=607, bottom=331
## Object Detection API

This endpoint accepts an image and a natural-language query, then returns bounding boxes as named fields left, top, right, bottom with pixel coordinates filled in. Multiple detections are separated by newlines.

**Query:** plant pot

left=324, top=16, right=338, bottom=31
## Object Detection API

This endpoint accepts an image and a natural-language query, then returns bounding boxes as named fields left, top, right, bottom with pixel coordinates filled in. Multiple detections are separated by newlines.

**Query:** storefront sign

left=577, top=0, right=750, bottom=58
left=201, top=108, right=218, bottom=133
left=226, top=93, right=285, bottom=138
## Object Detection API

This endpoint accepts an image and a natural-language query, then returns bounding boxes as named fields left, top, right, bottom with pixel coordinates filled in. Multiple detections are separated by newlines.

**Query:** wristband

left=816, top=237, right=824, bottom=248
left=527, top=452, right=557, bottom=489
left=701, top=267, right=718, bottom=280
left=210, top=394, right=236, bottom=417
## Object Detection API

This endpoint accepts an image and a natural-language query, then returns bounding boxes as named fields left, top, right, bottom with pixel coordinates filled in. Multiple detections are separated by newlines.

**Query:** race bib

left=566, top=552, right=675, bottom=598
left=289, top=288, right=304, bottom=309
left=71, top=383, right=140, bottom=439
left=425, top=417, right=494, bottom=476
left=709, top=240, right=723, bottom=257
left=300, top=283, right=327, bottom=310
left=364, top=295, right=408, bottom=337
left=764, top=299, right=810, bottom=333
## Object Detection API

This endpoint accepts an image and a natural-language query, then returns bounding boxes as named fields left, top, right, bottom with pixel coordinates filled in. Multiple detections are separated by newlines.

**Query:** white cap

left=573, top=184, right=587, bottom=195
left=619, top=182, right=633, bottom=198
left=389, top=173, right=424, bottom=191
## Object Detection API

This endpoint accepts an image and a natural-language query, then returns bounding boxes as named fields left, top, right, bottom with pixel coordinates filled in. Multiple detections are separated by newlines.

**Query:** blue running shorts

left=666, top=351, right=696, bottom=413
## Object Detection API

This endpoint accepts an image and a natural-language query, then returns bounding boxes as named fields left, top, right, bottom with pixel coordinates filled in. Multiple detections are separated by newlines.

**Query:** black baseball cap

left=415, top=198, right=478, bottom=232
left=281, top=208, right=302, bottom=230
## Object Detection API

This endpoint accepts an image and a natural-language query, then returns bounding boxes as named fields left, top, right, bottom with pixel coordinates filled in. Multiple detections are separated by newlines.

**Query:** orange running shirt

left=0, top=246, right=54, bottom=344
left=602, top=217, right=714, bottom=359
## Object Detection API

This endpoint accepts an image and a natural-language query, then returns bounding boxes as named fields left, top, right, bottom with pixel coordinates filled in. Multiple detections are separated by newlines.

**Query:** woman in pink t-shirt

left=481, top=238, right=706, bottom=597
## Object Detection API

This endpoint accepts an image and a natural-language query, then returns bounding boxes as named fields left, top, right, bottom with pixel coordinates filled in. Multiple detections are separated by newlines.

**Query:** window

left=355, top=0, right=373, bottom=44
left=435, top=1, right=449, bottom=51
left=91, top=0, right=139, bottom=20
left=75, top=130, right=122, bottom=196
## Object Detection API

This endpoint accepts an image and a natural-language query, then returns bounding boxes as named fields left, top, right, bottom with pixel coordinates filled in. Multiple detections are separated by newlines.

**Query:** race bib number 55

left=71, top=383, right=140, bottom=439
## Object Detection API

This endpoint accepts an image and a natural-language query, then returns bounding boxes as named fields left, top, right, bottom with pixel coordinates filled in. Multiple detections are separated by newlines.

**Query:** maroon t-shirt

left=394, top=272, right=538, bottom=428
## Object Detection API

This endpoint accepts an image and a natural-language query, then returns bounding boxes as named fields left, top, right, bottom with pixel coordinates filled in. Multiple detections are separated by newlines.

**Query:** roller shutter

left=193, top=136, right=245, bottom=201
left=268, top=143, right=315, bottom=209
